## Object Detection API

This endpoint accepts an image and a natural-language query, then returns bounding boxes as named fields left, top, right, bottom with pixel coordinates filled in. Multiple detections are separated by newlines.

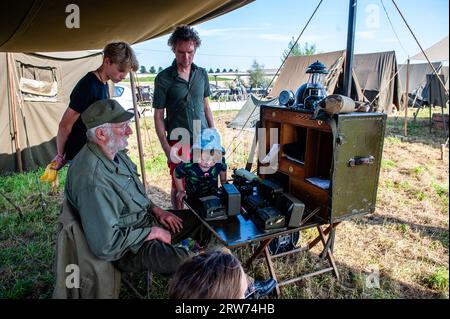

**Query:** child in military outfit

left=174, top=128, right=227, bottom=209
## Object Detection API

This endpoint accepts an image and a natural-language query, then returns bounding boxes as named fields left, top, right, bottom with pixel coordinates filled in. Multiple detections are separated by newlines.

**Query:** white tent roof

left=411, top=36, right=449, bottom=61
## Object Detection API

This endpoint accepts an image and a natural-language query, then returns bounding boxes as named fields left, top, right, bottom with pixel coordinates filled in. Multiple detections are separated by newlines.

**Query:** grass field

left=0, top=107, right=448, bottom=299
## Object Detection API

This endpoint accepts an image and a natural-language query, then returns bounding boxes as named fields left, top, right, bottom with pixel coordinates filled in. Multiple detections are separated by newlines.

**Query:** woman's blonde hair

left=168, top=248, right=245, bottom=299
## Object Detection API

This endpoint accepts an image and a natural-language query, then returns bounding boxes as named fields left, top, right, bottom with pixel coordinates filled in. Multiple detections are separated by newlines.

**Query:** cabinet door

left=330, top=113, right=386, bottom=222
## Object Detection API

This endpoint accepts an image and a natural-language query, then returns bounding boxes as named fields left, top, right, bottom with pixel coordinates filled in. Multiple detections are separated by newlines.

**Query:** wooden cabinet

left=259, top=105, right=387, bottom=224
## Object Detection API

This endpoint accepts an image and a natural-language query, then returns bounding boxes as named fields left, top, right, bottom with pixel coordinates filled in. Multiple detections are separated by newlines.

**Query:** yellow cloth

left=40, top=162, right=59, bottom=191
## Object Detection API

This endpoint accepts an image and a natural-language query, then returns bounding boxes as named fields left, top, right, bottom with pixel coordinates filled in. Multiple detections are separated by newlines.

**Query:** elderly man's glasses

left=109, top=121, right=131, bottom=131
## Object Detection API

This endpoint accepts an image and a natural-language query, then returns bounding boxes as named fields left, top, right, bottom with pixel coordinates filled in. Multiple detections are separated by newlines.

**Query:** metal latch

left=347, top=155, right=375, bottom=167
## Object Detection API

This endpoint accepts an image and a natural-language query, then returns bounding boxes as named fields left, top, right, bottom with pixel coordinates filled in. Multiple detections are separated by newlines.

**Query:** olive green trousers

left=114, top=210, right=211, bottom=275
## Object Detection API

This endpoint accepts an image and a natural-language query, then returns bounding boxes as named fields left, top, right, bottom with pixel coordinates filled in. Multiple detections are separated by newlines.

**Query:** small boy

left=174, top=129, right=227, bottom=209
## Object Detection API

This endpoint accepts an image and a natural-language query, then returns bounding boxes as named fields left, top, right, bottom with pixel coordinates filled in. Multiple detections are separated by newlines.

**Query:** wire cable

left=380, top=0, right=409, bottom=57
left=391, top=0, right=448, bottom=96
left=225, top=0, right=324, bottom=158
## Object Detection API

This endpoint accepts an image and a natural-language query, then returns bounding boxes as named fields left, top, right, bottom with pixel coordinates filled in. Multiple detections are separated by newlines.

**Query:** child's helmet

left=192, top=128, right=223, bottom=151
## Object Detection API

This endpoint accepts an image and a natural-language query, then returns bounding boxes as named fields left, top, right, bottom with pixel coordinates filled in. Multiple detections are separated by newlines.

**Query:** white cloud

left=196, top=27, right=265, bottom=37
left=378, top=37, right=400, bottom=44
left=356, top=30, right=376, bottom=39
left=258, top=33, right=325, bottom=43
left=197, top=27, right=325, bottom=45
left=258, top=34, right=292, bottom=42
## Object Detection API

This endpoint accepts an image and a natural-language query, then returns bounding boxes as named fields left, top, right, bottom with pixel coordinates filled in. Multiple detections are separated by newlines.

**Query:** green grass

left=381, top=159, right=396, bottom=169
left=384, top=136, right=401, bottom=144
left=144, top=153, right=167, bottom=175
left=423, top=268, right=449, bottom=292
left=399, top=180, right=411, bottom=190
left=413, top=166, right=426, bottom=175
left=396, top=223, right=410, bottom=233
left=432, top=181, right=449, bottom=198
left=431, top=181, right=450, bottom=211
left=0, top=167, right=68, bottom=298
left=413, top=190, right=428, bottom=201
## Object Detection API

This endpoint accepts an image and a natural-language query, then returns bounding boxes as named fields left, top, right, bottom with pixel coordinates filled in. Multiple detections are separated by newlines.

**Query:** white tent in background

left=411, top=36, right=449, bottom=62
left=407, top=36, right=449, bottom=110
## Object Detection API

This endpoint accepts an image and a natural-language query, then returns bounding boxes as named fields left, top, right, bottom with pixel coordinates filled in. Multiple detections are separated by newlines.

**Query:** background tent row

left=399, top=36, right=449, bottom=110
left=228, top=50, right=402, bottom=131
left=269, top=50, right=402, bottom=114
left=398, top=62, right=449, bottom=108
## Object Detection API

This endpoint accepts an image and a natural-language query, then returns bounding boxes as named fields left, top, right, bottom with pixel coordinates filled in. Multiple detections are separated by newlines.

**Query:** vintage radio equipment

left=258, top=179, right=283, bottom=205
left=251, top=207, right=286, bottom=232
left=222, top=183, right=241, bottom=216
left=243, top=194, right=266, bottom=215
left=276, top=193, right=305, bottom=228
left=198, top=195, right=227, bottom=221
left=232, top=169, right=259, bottom=197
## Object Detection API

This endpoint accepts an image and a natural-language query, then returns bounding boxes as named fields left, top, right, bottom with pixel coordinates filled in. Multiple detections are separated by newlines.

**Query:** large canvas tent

left=269, top=50, right=363, bottom=102
left=398, top=62, right=447, bottom=107
left=352, top=51, right=402, bottom=113
left=1, top=51, right=102, bottom=173
left=0, top=0, right=253, bottom=174
left=1, top=0, right=253, bottom=52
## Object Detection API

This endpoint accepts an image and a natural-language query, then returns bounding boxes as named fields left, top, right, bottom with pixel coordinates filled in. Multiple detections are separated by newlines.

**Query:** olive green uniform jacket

left=65, top=142, right=155, bottom=262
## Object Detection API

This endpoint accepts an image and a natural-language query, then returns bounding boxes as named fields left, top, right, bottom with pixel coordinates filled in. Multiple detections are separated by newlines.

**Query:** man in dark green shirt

left=153, top=25, right=215, bottom=208
left=65, top=99, right=210, bottom=275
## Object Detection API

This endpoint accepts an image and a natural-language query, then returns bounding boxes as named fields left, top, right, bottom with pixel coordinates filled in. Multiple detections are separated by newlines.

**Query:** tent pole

left=129, top=71, right=147, bottom=192
left=344, top=0, right=357, bottom=98
left=6, top=52, right=23, bottom=173
left=404, top=58, right=410, bottom=136
left=429, top=102, right=432, bottom=134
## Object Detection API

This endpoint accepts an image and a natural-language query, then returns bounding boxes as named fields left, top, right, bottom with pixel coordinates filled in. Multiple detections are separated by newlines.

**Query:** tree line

left=139, top=39, right=316, bottom=89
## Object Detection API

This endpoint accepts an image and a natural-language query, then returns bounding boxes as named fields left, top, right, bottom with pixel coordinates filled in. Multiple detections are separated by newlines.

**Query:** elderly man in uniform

left=65, top=99, right=210, bottom=275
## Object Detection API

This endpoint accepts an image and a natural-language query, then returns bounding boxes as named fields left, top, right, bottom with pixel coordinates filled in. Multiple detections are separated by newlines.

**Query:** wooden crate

left=432, top=113, right=449, bottom=129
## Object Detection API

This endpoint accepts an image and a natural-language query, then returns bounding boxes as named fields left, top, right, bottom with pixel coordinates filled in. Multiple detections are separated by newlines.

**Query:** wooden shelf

left=278, top=157, right=304, bottom=179
left=262, top=108, right=331, bottom=132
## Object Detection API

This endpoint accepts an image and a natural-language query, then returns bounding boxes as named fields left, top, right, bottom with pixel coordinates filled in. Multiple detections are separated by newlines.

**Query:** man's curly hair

left=168, top=25, right=201, bottom=51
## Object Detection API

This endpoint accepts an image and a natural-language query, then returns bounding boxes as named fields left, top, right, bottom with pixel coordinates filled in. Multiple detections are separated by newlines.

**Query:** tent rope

left=380, top=0, right=409, bottom=57
left=225, top=0, right=324, bottom=158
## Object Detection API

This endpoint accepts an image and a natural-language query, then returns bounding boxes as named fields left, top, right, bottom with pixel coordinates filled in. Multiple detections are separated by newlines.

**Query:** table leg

left=308, top=222, right=340, bottom=250
left=325, top=248, right=340, bottom=281
left=245, top=238, right=272, bottom=269
left=263, top=246, right=280, bottom=297
left=308, top=224, right=341, bottom=280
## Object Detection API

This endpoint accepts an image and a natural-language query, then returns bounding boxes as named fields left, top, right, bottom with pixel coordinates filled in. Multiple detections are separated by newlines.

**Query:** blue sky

left=132, top=0, right=449, bottom=72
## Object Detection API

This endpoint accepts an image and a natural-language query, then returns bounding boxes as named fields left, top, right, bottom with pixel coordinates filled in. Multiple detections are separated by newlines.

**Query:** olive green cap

left=81, top=99, right=134, bottom=129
